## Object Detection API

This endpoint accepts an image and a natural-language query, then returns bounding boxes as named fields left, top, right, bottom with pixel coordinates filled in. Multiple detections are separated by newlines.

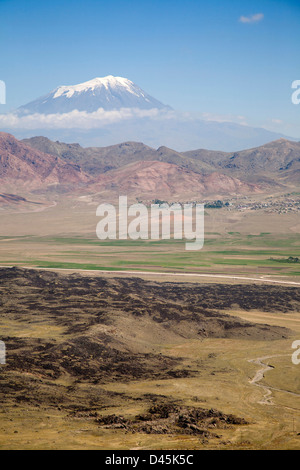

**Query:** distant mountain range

left=0, top=132, right=275, bottom=201
left=1, top=75, right=297, bottom=152
left=0, top=131, right=299, bottom=211
left=23, top=134, right=300, bottom=187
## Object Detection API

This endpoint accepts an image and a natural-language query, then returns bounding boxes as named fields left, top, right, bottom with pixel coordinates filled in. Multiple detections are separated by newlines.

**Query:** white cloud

left=0, top=108, right=252, bottom=131
left=0, top=108, right=170, bottom=130
left=239, top=13, right=264, bottom=24
left=200, top=112, right=248, bottom=126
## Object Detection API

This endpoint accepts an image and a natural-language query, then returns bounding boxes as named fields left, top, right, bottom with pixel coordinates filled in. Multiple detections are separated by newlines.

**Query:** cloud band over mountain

left=0, top=107, right=170, bottom=129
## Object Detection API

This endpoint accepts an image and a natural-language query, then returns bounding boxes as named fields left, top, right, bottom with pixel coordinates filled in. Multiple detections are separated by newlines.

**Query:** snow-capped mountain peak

left=53, top=76, right=141, bottom=99
left=17, top=76, right=171, bottom=115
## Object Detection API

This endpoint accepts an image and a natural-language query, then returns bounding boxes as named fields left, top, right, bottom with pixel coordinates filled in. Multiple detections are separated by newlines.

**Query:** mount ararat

left=16, top=76, right=171, bottom=115
left=1, top=75, right=297, bottom=151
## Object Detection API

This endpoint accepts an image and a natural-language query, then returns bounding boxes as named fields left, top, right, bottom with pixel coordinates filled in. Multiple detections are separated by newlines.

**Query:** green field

left=0, top=201, right=299, bottom=279
left=0, top=231, right=299, bottom=277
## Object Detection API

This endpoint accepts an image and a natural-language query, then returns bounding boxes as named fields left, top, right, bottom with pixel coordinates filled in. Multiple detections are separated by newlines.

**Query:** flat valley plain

left=0, top=190, right=299, bottom=279
left=0, top=194, right=300, bottom=450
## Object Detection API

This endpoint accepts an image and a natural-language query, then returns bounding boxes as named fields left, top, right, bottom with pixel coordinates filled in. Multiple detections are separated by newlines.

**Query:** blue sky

left=0, top=0, right=299, bottom=137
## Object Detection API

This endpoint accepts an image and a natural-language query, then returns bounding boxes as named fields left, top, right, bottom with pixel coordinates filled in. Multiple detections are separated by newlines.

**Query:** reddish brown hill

left=93, top=160, right=262, bottom=200
left=0, top=132, right=89, bottom=191
left=0, top=133, right=264, bottom=201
